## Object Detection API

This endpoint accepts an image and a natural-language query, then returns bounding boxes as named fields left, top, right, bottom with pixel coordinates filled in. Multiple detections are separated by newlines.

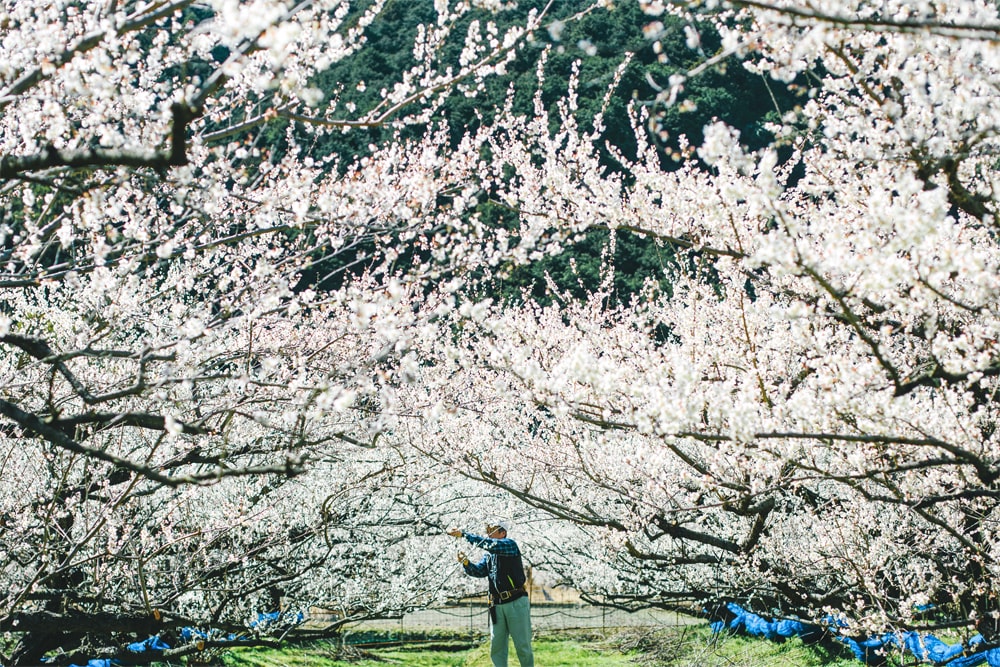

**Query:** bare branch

left=0, top=102, right=196, bottom=181
left=0, top=397, right=304, bottom=487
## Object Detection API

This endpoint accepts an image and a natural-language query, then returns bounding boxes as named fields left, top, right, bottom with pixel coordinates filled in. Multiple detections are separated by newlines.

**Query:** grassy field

left=219, top=636, right=629, bottom=667
left=219, top=625, right=865, bottom=667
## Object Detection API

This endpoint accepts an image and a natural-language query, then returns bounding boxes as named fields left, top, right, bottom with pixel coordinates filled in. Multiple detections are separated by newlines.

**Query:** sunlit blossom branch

left=204, top=1, right=557, bottom=144
left=727, top=0, right=1000, bottom=41
left=798, top=263, right=903, bottom=386
left=486, top=198, right=749, bottom=259
left=347, top=1, right=553, bottom=125
left=46, top=412, right=208, bottom=436
left=785, top=455, right=970, bottom=485
left=439, top=445, right=627, bottom=529
left=0, top=103, right=196, bottom=182
left=0, top=398, right=305, bottom=487
left=677, top=429, right=947, bottom=447
left=817, top=45, right=994, bottom=222
left=608, top=222, right=747, bottom=258
left=915, top=274, right=986, bottom=314
left=649, top=514, right=744, bottom=553
left=640, top=44, right=742, bottom=102
left=1, top=334, right=164, bottom=406
left=625, top=539, right=733, bottom=566
left=690, top=429, right=1000, bottom=485
left=669, top=427, right=1000, bottom=488
left=909, top=504, right=984, bottom=558
left=0, top=202, right=381, bottom=291
left=0, top=0, right=194, bottom=112
left=201, top=103, right=294, bottom=144
left=0, top=0, right=319, bottom=183
left=454, top=436, right=762, bottom=556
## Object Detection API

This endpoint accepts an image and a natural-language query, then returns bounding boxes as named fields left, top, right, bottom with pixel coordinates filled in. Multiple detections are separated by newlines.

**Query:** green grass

left=220, top=635, right=633, bottom=667
left=618, top=625, right=869, bottom=667
left=462, top=636, right=635, bottom=666
left=219, top=626, right=866, bottom=667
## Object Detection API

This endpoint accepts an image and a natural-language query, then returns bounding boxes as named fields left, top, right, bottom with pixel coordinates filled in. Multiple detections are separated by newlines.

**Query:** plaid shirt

left=461, top=532, right=522, bottom=580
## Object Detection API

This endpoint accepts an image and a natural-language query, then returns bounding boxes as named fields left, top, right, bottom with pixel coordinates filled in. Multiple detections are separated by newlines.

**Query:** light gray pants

left=490, top=595, right=534, bottom=667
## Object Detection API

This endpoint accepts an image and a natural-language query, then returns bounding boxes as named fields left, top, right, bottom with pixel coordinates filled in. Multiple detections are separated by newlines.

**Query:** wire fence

left=349, top=602, right=696, bottom=637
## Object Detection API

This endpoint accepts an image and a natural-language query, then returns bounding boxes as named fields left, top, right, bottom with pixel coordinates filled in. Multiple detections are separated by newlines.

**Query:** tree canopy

left=4, top=0, right=1000, bottom=665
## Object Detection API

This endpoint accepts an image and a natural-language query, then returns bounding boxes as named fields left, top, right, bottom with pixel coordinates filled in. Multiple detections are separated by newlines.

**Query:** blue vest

left=487, top=550, right=526, bottom=598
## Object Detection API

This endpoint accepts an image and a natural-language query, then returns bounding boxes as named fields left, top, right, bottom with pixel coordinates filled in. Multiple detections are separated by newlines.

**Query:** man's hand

left=457, top=551, right=469, bottom=566
left=447, top=527, right=463, bottom=537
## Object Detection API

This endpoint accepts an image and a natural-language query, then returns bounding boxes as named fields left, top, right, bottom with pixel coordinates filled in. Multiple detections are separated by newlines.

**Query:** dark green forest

left=301, top=0, right=801, bottom=305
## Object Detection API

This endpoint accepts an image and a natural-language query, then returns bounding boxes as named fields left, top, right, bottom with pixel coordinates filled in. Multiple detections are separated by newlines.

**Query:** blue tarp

left=66, top=611, right=303, bottom=667
left=711, top=603, right=1000, bottom=666
left=126, top=635, right=170, bottom=653
left=249, top=610, right=304, bottom=628
left=180, top=626, right=240, bottom=643
left=714, top=603, right=822, bottom=641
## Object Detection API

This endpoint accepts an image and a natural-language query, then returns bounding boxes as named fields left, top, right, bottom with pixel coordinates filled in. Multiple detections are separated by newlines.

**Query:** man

left=448, top=522, right=534, bottom=667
